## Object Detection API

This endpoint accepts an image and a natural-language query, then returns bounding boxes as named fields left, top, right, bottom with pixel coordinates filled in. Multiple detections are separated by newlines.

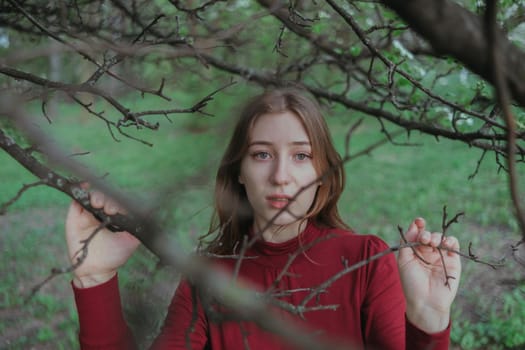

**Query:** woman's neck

left=255, top=220, right=307, bottom=243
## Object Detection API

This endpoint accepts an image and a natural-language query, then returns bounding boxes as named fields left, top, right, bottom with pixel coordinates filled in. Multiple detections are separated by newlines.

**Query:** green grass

left=1, top=87, right=524, bottom=349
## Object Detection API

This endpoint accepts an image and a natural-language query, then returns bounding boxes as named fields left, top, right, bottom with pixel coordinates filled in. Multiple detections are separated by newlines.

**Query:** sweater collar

left=251, top=221, right=319, bottom=256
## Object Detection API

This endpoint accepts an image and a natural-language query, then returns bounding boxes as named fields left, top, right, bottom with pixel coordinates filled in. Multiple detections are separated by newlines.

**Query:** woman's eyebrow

left=248, top=140, right=311, bottom=146
left=248, top=141, right=272, bottom=146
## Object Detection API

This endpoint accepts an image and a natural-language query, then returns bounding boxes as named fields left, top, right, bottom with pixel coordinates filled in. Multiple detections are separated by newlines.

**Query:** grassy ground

left=1, top=87, right=524, bottom=349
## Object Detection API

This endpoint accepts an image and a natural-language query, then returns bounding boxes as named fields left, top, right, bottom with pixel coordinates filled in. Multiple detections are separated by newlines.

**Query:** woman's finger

left=429, top=232, right=443, bottom=248
left=105, top=198, right=121, bottom=215
left=442, top=236, right=460, bottom=256
left=418, top=230, right=432, bottom=244
left=90, top=191, right=105, bottom=208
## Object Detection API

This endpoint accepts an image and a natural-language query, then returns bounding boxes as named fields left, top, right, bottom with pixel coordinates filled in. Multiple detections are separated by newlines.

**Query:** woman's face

left=239, top=111, right=320, bottom=236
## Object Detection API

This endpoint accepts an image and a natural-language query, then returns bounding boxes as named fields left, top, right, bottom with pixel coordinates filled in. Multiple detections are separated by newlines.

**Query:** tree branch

left=381, top=0, right=525, bottom=106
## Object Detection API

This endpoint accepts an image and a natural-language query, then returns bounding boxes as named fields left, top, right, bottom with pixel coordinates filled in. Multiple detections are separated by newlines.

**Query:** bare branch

left=381, top=0, right=525, bottom=106
left=0, top=180, right=46, bottom=215
left=485, top=0, right=525, bottom=239
left=169, top=0, right=227, bottom=20
left=198, top=54, right=523, bottom=157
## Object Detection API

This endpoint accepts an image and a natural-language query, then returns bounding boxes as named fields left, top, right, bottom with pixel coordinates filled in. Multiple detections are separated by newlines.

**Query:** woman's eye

left=253, top=152, right=271, bottom=160
left=295, top=153, right=312, bottom=161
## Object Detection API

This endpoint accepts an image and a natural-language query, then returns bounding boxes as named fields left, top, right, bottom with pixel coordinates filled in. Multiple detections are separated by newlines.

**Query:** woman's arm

left=73, top=275, right=137, bottom=349
left=66, top=190, right=141, bottom=348
left=361, top=229, right=456, bottom=350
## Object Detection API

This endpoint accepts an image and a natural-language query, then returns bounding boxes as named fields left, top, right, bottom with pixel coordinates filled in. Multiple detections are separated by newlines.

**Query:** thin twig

left=26, top=220, right=108, bottom=301
left=0, top=180, right=46, bottom=214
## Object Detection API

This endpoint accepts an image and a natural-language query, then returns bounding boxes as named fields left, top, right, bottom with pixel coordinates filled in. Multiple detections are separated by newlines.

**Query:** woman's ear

left=238, top=175, right=244, bottom=185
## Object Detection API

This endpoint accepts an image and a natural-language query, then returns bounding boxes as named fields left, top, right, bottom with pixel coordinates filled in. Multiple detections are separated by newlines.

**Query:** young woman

left=66, top=88, right=461, bottom=349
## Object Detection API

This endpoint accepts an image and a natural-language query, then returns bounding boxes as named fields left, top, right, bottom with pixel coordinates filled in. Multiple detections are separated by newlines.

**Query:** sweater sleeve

left=406, top=316, right=451, bottom=350
left=150, top=279, right=208, bottom=350
left=72, top=274, right=137, bottom=349
left=359, top=236, right=451, bottom=350
left=73, top=276, right=208, bottom=350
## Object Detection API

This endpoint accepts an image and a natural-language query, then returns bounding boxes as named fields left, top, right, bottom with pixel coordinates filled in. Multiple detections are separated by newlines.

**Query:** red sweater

left=73, top=222, right=450, bottom=349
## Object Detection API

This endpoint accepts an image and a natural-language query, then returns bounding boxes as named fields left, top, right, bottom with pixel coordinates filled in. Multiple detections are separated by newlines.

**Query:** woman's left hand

left=397, top=217, right=461, bottom=333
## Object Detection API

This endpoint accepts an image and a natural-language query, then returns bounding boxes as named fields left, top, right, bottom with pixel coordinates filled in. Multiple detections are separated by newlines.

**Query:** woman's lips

left=266, top=195, right=292, bottom=209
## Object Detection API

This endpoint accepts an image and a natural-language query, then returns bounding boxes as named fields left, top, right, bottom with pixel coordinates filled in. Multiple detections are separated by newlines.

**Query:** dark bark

left=381, top=0, right=525, bottom=106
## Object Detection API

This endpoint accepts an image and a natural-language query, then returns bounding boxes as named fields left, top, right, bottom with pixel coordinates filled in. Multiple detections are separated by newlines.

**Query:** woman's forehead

left=248, top=111, right=310, bottom=142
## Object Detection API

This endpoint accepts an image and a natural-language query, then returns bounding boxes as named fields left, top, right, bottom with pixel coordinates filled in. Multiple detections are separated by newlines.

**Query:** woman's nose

left=271, top=158, right=291, bottom=185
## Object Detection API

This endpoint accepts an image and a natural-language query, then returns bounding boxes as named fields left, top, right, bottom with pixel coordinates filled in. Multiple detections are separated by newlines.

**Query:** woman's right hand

left=65, top=191, right=141, bottom=288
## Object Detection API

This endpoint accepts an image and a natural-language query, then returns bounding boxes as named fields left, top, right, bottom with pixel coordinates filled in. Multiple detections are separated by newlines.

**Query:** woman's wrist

left=406, top=304, right=450, bottom=334
left=72, top=271, right=116, bottom=289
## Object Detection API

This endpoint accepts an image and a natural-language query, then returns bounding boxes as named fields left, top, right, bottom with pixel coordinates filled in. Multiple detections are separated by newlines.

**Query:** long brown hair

left=201, top=88, right=348, bottom=254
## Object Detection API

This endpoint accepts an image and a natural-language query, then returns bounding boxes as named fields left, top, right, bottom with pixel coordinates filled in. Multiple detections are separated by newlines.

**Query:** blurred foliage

left=452, top=286, right=525, bottom=349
